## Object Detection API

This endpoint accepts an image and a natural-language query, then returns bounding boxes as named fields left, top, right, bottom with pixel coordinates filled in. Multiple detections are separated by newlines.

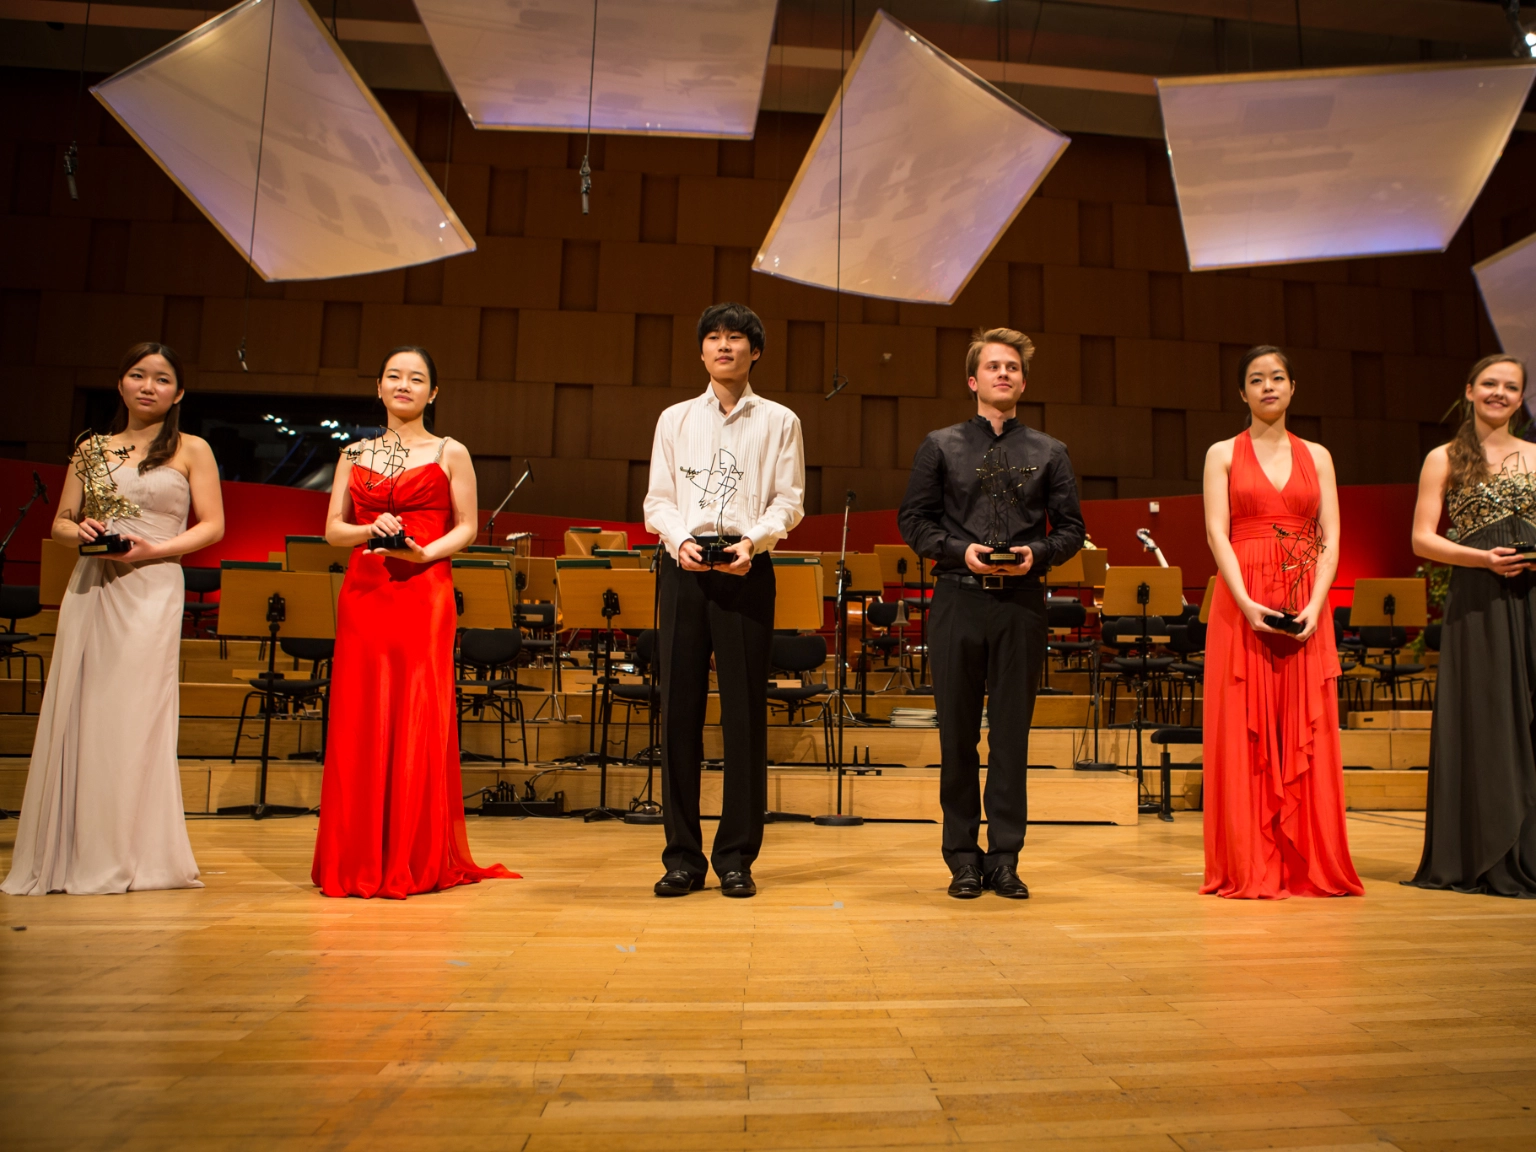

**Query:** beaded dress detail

left=1445, top=456, right=1536, bottom=542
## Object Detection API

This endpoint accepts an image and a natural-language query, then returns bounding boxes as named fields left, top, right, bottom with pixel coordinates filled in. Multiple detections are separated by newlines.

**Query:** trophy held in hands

left=348, top=430, right=412, bottom=552
left=1266, top=518, right=1326, bottom=635
left=74, top=432, right=141, bottom=556
left=682, top=449, right=745, bottom=567
left=975, top=445, right=1036, bottom=566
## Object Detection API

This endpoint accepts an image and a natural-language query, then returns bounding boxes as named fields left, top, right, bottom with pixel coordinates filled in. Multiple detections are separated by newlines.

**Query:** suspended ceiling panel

left=413, top=0, right=776, bottom=137
left=1476, top=231, right=1536, bottom=405
left=753, top=11, right=1069, bottom=305
left=1158, top=60, right=1535, bottom=271
left=93, top=0, right=473, bottom=282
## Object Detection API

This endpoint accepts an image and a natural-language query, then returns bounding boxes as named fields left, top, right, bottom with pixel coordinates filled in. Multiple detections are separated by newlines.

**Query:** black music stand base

left=813, top=813, right=863, bottom=826
left=217, top=803, right=311, bottom=819
left=622, top=806, right=664, bottom=825
left=218, top=600, right=314, bottom=820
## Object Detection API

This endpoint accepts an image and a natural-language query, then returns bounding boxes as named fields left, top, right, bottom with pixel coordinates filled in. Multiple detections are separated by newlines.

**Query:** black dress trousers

left=656, top=551, right=776, bottom=878
left=928, top=575, right=1047, bottom=874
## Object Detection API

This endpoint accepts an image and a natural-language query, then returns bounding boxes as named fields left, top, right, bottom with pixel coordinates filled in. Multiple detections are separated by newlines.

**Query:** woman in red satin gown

left=312, top=346, right=516, bottom=898
left=1201, top=346, right=1363, bottom=899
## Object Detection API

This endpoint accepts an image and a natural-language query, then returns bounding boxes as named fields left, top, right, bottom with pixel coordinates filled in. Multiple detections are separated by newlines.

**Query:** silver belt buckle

left=981, top=574, right=1007, bottom=590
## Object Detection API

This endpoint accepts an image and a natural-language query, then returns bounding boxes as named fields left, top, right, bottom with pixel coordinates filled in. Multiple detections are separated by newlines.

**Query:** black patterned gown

left=1409, top=463, right=1536, bottom=897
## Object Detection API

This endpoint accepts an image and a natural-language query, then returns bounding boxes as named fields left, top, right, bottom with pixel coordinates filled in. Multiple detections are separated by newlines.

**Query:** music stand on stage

left=1198, top=575, right=1217, bottom=624
left=38, top=538, right=75, bottom=607
left=1349, top=577, right=1428, bottom=709
left=819, top=552, right=884, bottom=721
left=452, top=560, right=528, bottom=765
left=285, top=535, right=353, bottom=573
left=216, top=563, right=335, bottom=819
left=557, top=567, right=656, bottom=821
left=1094, top=566, right=1183, bottom=814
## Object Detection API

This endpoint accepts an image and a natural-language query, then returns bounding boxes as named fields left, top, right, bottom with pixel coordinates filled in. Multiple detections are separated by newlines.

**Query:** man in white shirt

left=643, top=303, right=806, bottom=898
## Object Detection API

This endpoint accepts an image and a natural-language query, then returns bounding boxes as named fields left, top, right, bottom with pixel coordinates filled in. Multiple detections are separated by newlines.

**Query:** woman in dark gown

left=1408, top=353, right=1536, bottom=897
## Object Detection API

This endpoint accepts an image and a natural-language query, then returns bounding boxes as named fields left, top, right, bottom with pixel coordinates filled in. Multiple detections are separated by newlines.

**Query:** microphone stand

left=815, top=490, right=863, bottom=826
left=482, top=460, right=532, bottom=547
left=623, top=542, right=665, bottom=825
left=0, top=472, right=50, bottom=586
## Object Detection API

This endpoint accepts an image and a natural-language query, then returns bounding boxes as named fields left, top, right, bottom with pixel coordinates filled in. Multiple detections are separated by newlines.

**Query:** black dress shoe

left=984, top=863, right=1030, bottom=900
left=719, top=870, right=756, bottom=898
left=654, top=869, right=704, bottom=897
left=947, top=864, right=983, bottom=899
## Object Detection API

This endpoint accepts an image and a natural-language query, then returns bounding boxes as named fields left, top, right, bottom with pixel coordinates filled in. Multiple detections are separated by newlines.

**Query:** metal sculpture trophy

left=681, top=448, right=744, bottom=567
left=73, top=432, right=140, bottom=555
left=347, top=430, right=412, bottom=551
left=1266, top=518, right=1326, bottom=634
left=975, top=445, right=1036, bottom=566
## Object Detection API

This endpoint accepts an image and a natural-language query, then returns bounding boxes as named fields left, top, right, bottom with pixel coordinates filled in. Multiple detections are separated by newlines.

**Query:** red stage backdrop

left=0, top=459, right=1419, bottom=604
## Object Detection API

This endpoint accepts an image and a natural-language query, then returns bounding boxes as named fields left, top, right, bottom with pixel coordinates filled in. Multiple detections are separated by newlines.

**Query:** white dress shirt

left=644, top=384, right=806, bottom=559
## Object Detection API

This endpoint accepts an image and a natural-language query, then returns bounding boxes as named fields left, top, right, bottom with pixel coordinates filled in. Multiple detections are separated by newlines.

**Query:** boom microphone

left=32, top=471, right=48, bottom=504
left=845, top=489, right=856, bottom=508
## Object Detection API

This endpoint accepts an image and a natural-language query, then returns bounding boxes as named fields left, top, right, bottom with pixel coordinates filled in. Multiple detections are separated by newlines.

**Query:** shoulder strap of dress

left=435, top=436, right=450, bottom=463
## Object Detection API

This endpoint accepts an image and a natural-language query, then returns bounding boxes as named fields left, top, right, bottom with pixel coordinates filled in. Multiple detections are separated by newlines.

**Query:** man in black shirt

left=898, top=327, right=1085, bottom=900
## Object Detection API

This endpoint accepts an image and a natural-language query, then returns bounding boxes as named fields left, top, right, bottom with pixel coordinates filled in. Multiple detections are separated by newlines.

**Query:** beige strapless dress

left=2, top=465, right=202, bottom=895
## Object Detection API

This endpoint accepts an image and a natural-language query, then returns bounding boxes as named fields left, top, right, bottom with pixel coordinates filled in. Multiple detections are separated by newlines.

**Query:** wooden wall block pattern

left=597, top=242, right=713, bottom=315
left=0, top=218, right=91, bottom=292
left=36, top=292, right=165, bottom=368
left=1044, top=266, right=1150, bottom=338
left=896, top=396, right=978, bottom=465
left=1045, top=404, right=1154, bottom=478
left=676, top=177, right=782, bottom=248
left=589, top=385, right=680, bottom=460
left=1283, top=347, right=1354, bottom=418
left=898, top=262, right=1010, bottom=331
left=1314, top=283, right=1416, bottom=354
left=779, top=391, right=861, bottom=467
left=357, top=304, right=481, bottom=381
left=525, top=168, right=642, bottom=242
left=1182, top=274, right=1285, bottom=346
left=1112, top=204, right=1187, bottom=273
left=990, top=197, right=1078, bottom=266
left=441, top=236, right=561, bottom=310
left=283, top=268, right=405, bottom=304
left=1114, top=338, right=1220, bottom=411
left=821, top=467, right=912, bottom=513
left=605, top=136, right=718, bottom=176
left=434, top=379, right=554, bottom=459
left=517, top=310, right=635, bottom=385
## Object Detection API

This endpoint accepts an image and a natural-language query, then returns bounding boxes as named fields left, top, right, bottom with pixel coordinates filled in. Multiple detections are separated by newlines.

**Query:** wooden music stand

left=820, top=552, right=883, bottom=595
left=38, top=538, right=76, bottom=607
left=772, top=558, right=824, bottom=629
left=564, top=527, right=628, bottom=555
left=557, top=567, right=657, bottom=821
left=594, top=549, right=646, bottom=569
left=215, top=564, right=335, bottom=819
left=873, top=543, right=919, bottom=587
left=1198, top=576, right=1217, bottom=624
left=1081, top=548, right=1109, bottom=586
left=1046, top=551, right=1085, bottom=586
left=1096, top=565, right=1184, bottom=818
left=1350, top=578, right=1428, bottom=709
left=286, top=535, right=354, bottom=573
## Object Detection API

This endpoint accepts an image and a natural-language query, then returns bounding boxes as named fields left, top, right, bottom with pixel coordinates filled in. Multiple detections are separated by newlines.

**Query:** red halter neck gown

left=312, top=455, right=517, bottom=898
left=1201, top=432, right=1363, bottom=899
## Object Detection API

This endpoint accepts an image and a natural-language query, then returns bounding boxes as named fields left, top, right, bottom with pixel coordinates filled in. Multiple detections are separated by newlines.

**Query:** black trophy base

left=1511, top=541, right=1536, bottom=562
left=698, top=542, right=731, bottom=567
left=984, top=549, right=1018, bottom=566
left=80, top=534, right=131, bottom=556
left=367, top=532, right=410, bottom=552
left=813, top=813, right=864, bottom=826
left=1263, top=611, right=1305, bottom=635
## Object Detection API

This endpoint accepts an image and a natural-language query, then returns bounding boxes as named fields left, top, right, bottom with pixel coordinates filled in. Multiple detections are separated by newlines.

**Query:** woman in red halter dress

left=1201, top=346, right=1363, bottom=899
left=312, top=346, right=516, bottom=899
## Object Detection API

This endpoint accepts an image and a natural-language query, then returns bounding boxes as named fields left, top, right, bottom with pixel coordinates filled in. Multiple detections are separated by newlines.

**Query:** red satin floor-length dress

left=312, top=451, right=517, bottom=898
left=1202, top=432, right=1363, bottom=899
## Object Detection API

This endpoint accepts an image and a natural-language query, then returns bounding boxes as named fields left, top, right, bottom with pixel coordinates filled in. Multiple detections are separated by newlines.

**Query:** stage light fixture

left=1157, top=60, right=1535, bottom=271
left=753, top=10, right=1069, bottom=305
left=92, top=0, right=473, bottom=281
left=1474, top=230, right=1536, bottom=411
left=412, top=0, right=777, bottom=138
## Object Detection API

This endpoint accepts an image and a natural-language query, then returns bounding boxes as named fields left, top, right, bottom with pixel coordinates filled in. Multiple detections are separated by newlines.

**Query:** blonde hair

left=966, top=327, right=1034, bottom=380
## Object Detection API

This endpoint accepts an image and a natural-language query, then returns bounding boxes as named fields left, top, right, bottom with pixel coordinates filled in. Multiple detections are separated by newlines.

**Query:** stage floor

left=2, top=814, right=1534, bottom=1151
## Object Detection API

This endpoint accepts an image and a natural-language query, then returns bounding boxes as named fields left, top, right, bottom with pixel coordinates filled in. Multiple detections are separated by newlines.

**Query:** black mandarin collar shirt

left=897, top=414, right=1085, bottom=577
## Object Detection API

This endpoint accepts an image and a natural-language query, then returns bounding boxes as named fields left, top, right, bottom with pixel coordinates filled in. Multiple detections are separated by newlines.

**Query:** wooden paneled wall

left=5, top=70, right=1534, bottom=518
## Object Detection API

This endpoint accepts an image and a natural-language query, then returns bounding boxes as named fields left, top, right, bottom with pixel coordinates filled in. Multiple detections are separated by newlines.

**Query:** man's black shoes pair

left=653, top=869, right=756, bottom=898
left=947, top=863, right=1030, bottom=900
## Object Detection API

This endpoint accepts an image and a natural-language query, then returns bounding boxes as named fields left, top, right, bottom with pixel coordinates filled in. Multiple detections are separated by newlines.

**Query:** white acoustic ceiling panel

left=413, top=0, right=777, bottom=137
left=1158, top=60, right=1535, bottom=271
left=1475, top=231, right=1536, bottom=405
left=753, top=11, right=1068, bottom=305
left=93, top=0, right=473, bottom=281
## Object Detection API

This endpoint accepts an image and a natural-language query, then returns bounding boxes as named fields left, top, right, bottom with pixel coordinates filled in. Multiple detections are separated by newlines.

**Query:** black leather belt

left=940, top=572, right=1041, bottom=591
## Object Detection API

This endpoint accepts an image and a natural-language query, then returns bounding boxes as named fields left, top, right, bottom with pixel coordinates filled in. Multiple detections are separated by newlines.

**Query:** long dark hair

left=1445, top=353, right=1529, bottom=493
left=1237, top=345, right=1293, bottom=428
left=108, top=342, right=184, bottom=474
left=377, top=345, right=439, bottom=431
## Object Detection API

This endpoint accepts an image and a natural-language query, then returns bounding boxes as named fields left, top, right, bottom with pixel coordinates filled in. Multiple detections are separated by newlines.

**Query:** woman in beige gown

left=3, top=342, right=225, bottom=895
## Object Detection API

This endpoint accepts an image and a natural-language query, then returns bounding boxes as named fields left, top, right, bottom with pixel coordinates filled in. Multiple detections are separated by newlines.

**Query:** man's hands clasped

left=679, top=537, right=755, bottom=576
left=964, top=542, right=1034, bottom=577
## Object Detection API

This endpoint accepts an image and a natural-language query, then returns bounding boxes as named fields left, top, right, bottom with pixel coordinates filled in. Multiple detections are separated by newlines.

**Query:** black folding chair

left=231, top=637, right=332, bottom=762
left=456, top=627, right=529, bottom=765
left=0, top=585, right=44, bottom=715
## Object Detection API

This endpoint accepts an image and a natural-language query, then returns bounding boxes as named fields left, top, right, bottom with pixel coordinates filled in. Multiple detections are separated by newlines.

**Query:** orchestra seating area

left=0, top=528, right=1437, bottom=824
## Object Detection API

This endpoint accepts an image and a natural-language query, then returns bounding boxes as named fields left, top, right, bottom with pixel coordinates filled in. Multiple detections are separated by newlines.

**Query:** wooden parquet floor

left=2, top=812, right=1535, bottom=1152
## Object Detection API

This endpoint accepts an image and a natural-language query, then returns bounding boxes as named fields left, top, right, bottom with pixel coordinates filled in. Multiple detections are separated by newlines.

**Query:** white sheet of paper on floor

left=753, top=10, right=1069, bottom=305
left=92, top=0, right=473, bottom=281
left=413, top=0, right=776, bottom=138
left=1157, top=59, right=1536, bottom=271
